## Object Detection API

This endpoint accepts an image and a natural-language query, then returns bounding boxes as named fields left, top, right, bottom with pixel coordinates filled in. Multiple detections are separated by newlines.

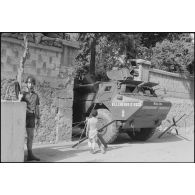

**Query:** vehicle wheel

left=127, top=128, right=155, bottom=141
left=96, top=109, right=118, bottom=144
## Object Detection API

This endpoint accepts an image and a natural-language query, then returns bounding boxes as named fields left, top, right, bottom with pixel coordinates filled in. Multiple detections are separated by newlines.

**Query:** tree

left=151, top=33, right=194, bottom=74
left=139, top=33, right=183, bottom=48
left=76, top=33, right=140, bottom=82
left=136, top=33, right=194, bottom=75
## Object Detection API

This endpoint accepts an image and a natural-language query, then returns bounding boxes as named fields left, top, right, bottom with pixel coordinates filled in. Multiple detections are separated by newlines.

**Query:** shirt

left=87, top=117, right=98, bottom=139
left=21, top=91, right=40, bottom=114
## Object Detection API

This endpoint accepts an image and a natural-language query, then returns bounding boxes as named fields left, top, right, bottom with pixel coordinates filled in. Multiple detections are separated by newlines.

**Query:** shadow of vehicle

left=111, top=132, right=186, bottom=145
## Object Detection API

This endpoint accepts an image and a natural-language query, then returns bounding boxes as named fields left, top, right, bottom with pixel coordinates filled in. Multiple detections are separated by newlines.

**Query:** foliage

left=75, top=33, right=141, bottom=81
left=75, top=32, right=194, bottom=81
left=138, top=33, right=194, bottom=74
left=75, top=33, right=194, bottom=82
left=139, top=33, right=183, bottom=48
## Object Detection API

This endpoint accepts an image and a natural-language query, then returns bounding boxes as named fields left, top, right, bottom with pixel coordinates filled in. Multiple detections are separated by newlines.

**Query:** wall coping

left=1, top=37, right=79, bottom=53
left=1, top=37, right=62, bottom=53
left=149, top=68, right=194, bottom=81
left=134, top=59, right=151, bottom=66
left=60, top=39, right=80, bottom=49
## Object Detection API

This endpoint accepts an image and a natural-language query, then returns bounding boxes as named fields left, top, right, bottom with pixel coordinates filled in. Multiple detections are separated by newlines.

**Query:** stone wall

left=1, top=36, right=79, bottom=144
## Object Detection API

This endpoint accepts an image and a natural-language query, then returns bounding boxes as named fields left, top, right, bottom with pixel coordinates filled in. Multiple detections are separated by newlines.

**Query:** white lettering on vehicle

left=153, top=102, right=163, bottom=106
left=122, top=109, right=125, bottom=117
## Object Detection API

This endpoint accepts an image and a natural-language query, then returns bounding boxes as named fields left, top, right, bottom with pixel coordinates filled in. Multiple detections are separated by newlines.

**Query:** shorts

left=26, top=115, right=35, bottom=128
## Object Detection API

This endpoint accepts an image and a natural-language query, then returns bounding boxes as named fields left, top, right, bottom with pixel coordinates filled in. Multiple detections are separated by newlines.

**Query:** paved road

left=25, top=131, right=194, bottom=162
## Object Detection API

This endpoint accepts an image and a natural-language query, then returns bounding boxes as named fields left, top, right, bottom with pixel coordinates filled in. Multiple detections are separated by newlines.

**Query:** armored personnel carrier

left=73, top=65, right=172, bottom=144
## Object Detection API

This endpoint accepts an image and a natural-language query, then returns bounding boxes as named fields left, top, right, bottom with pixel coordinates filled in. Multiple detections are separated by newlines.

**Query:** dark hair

left=25, top=76, right=36, bottom=85
left=91, top=109, right=98, bottom=117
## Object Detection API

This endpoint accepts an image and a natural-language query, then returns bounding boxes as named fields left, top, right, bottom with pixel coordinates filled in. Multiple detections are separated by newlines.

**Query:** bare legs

left=26, top=128, right=40, bottom=161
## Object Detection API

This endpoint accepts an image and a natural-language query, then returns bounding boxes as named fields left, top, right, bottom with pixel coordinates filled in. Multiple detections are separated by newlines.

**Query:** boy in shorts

left=19, top=76, right=40, bottom=161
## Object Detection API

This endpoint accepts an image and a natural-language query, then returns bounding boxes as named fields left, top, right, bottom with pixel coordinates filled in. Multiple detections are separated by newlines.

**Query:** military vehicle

left=73, top=61, right=172, bottom=144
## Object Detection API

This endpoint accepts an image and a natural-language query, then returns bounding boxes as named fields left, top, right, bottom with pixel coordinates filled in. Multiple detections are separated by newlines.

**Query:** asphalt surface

left=25, top=129, right=194, bottom=162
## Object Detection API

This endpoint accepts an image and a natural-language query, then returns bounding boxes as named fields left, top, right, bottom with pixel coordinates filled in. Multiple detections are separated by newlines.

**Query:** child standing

left=86, top=110, right=106, bottom=154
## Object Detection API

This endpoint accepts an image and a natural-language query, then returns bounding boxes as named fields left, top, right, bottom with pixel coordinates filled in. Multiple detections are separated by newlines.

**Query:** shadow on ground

left=24, top=130, right=192, bottom=162
left=72, top=131, right=187, bottom=147
left=24, top=143, right=88, bottom=162
left=24, top=142, right=125, bottom=162
left=111, top=132, right=186, bottom=145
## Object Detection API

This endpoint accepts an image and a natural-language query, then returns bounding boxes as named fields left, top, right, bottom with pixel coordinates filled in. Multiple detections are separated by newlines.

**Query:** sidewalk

left=24, top=131, right=194, bottom=162
left=24, top=139, right=123, bottom=162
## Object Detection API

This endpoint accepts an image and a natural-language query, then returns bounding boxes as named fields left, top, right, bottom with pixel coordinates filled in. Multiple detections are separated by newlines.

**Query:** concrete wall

left=1, top=36, right=79, bottom=144
left=137, top=63, right=194, bottom=132
left=1, top=101, right=26, bottom=162
left=149, top=69, right=194, bottom=100
left=136, top=62, right=194, bottom=100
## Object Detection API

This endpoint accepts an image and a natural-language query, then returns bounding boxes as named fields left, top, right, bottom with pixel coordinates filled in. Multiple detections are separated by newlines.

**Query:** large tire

left=127, top=128, right=155, bottom=141
left=96, top=109, right=118, bottom=144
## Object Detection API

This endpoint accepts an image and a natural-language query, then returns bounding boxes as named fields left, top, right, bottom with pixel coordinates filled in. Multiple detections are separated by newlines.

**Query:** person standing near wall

left=19, top=76, right=40, bottom=161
